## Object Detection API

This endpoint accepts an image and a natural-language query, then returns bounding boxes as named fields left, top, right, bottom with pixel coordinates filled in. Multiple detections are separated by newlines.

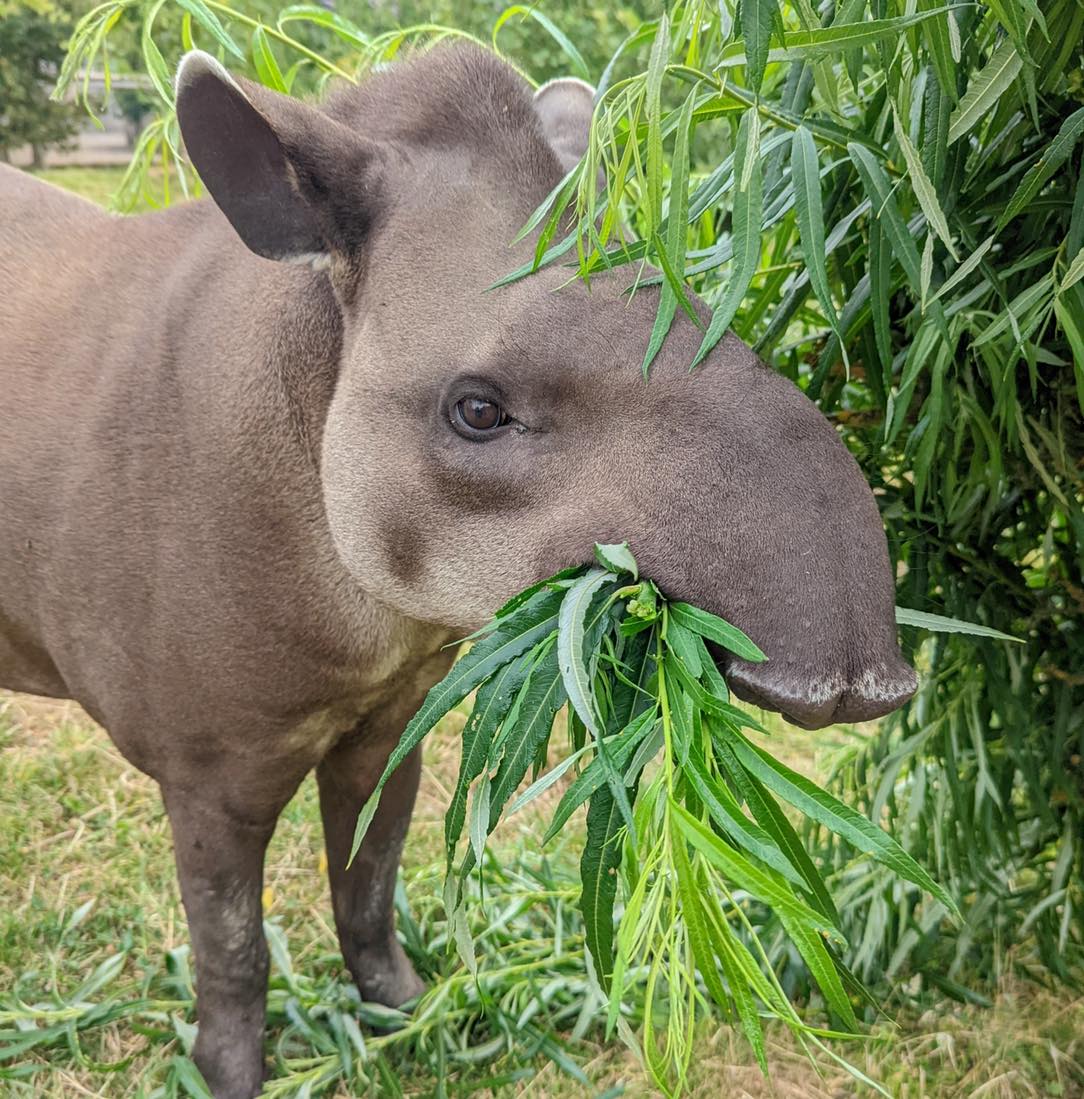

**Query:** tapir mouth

left=722, top=654, right=919, bottom=731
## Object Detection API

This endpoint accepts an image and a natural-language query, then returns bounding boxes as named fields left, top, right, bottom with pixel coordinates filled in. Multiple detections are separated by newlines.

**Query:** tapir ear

left=533, top=77, right=595, bottom=172
left=175, top=51, right=381, bottom=266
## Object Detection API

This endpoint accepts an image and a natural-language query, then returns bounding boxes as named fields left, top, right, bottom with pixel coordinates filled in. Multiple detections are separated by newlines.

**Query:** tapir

left=0, top=43, right=917, bottom=1098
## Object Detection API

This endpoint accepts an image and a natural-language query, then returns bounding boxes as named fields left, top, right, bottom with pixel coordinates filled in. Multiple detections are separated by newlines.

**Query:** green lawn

left=2, top=692, right=1081, bottom=1097
left=1, top=165, right=1081, bottom=1098
left=32, top=164, right=174, bottom=212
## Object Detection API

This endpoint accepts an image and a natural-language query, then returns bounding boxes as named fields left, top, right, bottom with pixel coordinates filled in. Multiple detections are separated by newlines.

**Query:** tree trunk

left=31, top=144, right=45, bottom=170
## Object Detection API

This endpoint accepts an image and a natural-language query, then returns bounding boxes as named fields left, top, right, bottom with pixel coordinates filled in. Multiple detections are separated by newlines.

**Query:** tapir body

left=0, top=45, right=916, bottom=1098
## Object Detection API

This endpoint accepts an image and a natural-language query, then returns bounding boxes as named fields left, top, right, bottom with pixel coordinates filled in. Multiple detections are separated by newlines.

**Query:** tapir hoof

left=354, top=938, right=426, bottom=1008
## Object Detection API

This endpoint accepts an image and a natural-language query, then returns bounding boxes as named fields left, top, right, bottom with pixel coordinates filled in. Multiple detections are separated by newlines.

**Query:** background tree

left=0, top=0, right=81, bottom=167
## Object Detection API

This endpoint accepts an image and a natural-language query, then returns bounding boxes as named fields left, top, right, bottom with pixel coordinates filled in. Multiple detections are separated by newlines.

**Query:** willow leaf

left=544, top=708, right=656, bottom=842
left=580, top=785, right=629, bottom=986
left=895, top=606, right=1022, bottom=641
left=175, top=0, right=244, bottom=59
left=668, top=601, right=765, bottom=662
left=487, top=644, right=567, bottom=821
left=741, top=0, right=777, bottom=93
left=444, top=653, right=533, bottom=874
left=594, top=541, right=639, bottom=579
left=948, top=37, right=1022, bottom=145
left=998, top=106, right=1084, bottom=230
left=892, top=108, right=958, bottom=260
left=685, top=754, right=803, bottom=884
left=349, top=587, right=562, bottom=861
left=791, top=126, right=845, bottom=346
left=720, top=727, right=961, bottom=919
left=251, top=27, right=288, bottom=93
left=557, top=569, right=616, bottom=737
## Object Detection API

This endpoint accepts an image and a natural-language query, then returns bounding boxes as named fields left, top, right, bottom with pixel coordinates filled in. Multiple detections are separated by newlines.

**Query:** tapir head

left=175, top=44, right=917, bottom=728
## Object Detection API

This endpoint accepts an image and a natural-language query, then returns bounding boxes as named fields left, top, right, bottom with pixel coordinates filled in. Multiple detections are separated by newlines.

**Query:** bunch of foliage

left=52, top=0, right=1082, bottom=1005
left=350, top=545, right=960, bottom=1093
left=521, top=0, right=1084, bottom=992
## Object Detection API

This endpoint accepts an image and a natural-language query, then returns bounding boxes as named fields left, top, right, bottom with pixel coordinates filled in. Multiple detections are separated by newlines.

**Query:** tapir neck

left=0, top=175, right=448, bottom=718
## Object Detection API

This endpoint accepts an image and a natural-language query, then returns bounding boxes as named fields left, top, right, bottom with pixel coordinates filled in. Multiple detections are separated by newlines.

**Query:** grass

left=31, top=166, right=170, bottom=212
left=2, top=690, right=1082, bottom=1097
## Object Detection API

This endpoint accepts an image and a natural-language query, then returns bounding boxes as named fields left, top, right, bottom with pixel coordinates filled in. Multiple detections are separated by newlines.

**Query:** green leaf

left=933, top=235, right=995, bottom=302
left=557, top=569, right=616, bottom=737
left=277, top=5, right=369, bottom=49
left=1061, top=247, right=1084, bottom=293
left=791, top=126, right=846, bottom=347
left=670, top=802, right=843, bottom=940
left=444, top=653, right=533, bottom=877
left=716, top=9, right=961, bottom=69
left=709, top=724, right=841, bottom=926
left=708, top=917, right=768, bottom=1070
left=171, top=1056, right=216, bottom=1099
left=250, top=26, right=287, bottom=93
left=672, top=804, right=856, bottom=1029
left=892, top=107, right=958, bottom=260
left=643, top=87, right=698, bottom=374
left=175, top=0, right=244, bottom=60
left=684, top=754, right=803, bottom=884
left=644, top=12, right=670, bottom=237
left=741, top=0, right=777, bottom=93
left=349, top=587, right=563, bottom=862
left=998, top=107, right=1084, bottom=230
left=692, top=110, right=764, bottom=365
left=895, top=606, right=1023, bottom=642
left=665, top=618, right=703, bottom=677
left=142, top=1, right=174, bottom=106
left=492, top=5, right=591, bottom=81
left=719, top=726, right=962, bottom=920
left=580, top=783, right=630, bottom=986
left=468, top=773, right=490, bottom=866
left=486, top=644, right=568, bottom=823
left=849, top=143, right=924, bottom=290
left=947, top=37, right=1023, bottom=145
left=668, top=602, right=765, bottom=662
left=594, top=541, right=639, bottom=579
left=672, top=829, right=730, bottom=1011
left=543, top=708, right=656, bottom=842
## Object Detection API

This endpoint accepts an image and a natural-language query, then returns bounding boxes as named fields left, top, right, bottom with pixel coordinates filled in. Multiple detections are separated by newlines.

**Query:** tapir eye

left=453, top=397, right=507, bottom=437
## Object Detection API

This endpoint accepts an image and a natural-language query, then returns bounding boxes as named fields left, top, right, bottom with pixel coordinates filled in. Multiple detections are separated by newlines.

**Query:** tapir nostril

left=830, top=661, right=918, bottom=725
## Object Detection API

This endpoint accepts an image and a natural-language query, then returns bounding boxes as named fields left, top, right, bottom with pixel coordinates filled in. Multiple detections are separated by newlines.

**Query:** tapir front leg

left=316, top=658, right=452, bottom=1008
left=162, top=767, right=307, bottom=1099
left=318, top=738, right=425, bottom=1006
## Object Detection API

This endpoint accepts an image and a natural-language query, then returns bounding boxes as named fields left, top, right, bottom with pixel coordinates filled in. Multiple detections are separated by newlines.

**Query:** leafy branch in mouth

left=350, top=543, right=959, bottom=1096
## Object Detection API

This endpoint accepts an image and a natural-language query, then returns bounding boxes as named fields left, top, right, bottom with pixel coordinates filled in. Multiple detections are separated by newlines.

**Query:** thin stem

left=202, top=0, right=356, bottom=82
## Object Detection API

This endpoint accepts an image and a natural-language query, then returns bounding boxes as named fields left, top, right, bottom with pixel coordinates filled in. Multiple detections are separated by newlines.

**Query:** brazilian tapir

left=0, top=43, right=917, bottom=1098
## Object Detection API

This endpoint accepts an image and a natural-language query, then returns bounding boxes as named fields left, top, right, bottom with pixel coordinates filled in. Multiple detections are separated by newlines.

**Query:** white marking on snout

left=733, top=671, right=844, bottom=706
left=849, top=663, right=919, bottom=703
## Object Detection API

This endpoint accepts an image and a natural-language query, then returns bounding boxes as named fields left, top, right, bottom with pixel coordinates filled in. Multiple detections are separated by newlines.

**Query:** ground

left=1, top=166, right=1082, bottom=1098
left=1, top=692, right=1081, bottom=1097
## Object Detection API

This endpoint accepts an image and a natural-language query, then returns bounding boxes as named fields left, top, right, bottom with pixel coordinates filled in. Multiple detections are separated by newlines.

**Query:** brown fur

left=0, top=44, right=915, bottom=1098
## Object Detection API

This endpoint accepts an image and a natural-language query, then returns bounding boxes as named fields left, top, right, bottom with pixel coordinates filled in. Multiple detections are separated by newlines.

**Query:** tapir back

left=0, top=166, right=120, bottom=698
left=0, top=166, right=389, bottom=749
